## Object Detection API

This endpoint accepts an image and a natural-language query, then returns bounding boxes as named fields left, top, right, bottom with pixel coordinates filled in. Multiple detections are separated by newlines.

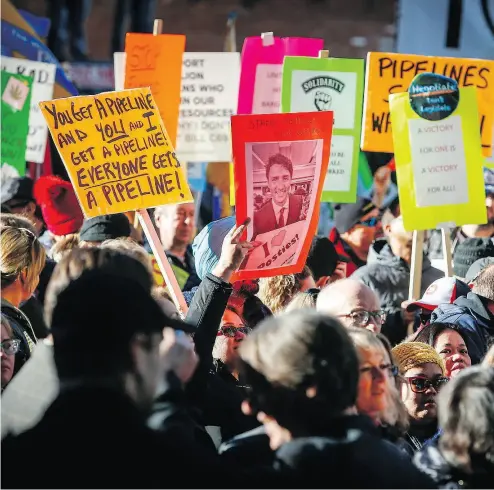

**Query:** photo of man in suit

left=253, top=153, right=303, bottom=238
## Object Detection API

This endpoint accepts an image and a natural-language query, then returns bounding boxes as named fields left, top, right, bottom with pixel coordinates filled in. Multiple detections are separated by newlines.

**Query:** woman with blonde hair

left=258, top=266, right=315, bottom=314
left=1, top=225, right=46, bottom=374
left=347, top=327, right=409, bottom=441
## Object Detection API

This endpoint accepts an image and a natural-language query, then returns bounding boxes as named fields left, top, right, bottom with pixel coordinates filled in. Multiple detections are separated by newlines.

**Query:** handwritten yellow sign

left=39, top=88, right=193, bottom=217
left=362, top=52, right=494, bottom=157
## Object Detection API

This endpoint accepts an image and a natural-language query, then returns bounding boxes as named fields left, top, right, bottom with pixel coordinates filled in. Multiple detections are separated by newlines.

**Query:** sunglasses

left=217, top=326, right=252, bottom=338
left=0, top=339, right=20, bottom=356
left=404, top=375, right=449, bottom=393
left=359, top=217, right=380, bottom=227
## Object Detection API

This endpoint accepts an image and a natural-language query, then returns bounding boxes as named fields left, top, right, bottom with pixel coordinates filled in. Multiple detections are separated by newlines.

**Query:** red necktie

left=278, top=208, right=285, bottom=227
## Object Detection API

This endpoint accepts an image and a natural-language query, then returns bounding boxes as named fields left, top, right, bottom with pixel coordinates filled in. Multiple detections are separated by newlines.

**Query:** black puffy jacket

left=414, top=442, right=494, bottom=489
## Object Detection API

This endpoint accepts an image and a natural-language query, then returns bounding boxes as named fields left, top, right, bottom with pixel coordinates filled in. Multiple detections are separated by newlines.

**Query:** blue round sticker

left=408, top=73, right=459, bottom=121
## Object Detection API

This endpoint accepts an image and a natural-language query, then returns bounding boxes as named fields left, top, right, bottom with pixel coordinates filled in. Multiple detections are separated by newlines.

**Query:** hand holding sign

left=212, top=218, right=255, bottom=282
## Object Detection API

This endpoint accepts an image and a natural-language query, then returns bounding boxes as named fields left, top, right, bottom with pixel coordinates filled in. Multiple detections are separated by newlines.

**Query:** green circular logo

left=408, top=73, right=459, bottom=121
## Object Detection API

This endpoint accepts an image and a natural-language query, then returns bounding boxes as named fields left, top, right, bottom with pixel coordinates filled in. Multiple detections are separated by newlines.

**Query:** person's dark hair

left=44, top=248, right=154, bottom=326
left=472, top=264, right=494, bottom=302
left=238, top=311, right=359, bottom=434
left=265, top=153, right=293, bottom=180
left=438, top=366, right=494, bottom=473
left=47, top=249, right=167, bottom=381
left=0, top=213, right=37, bottom=234
left=412, top=322, right=468, bottom=350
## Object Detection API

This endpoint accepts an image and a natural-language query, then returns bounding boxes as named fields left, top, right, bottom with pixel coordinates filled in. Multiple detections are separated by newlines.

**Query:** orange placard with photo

left=231, top=112, right=333, bottom=281
left=124, top=33, right=185, bottom=147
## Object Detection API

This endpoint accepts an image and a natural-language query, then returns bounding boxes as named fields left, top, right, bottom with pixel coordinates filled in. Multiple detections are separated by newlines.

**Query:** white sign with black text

left=176, top=52, right=240, bottom=162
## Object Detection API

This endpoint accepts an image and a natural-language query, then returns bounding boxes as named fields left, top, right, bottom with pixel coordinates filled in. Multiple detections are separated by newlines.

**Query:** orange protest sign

left=124, top=33, right=185, bottom=147
left=39, top=87, right=193, bottom=218
left=362, top=52, right=494, bottom=156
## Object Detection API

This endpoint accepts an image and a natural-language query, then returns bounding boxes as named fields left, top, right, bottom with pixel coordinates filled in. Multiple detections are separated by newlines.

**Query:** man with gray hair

left=316, top=278, right=385, bottom=334
left=153, top=202, right=200, bottom=290
left=351, top=213, right=443, bottom=345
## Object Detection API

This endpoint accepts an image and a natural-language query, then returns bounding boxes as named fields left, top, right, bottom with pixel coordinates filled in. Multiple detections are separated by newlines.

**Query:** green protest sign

left=1, top=72, right=33, bottom=178
left=282, top=56, right=364, bottom=202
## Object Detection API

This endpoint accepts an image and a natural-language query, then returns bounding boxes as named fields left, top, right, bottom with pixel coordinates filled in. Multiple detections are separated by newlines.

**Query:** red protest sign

left=231, top=112, right=333, bottom=281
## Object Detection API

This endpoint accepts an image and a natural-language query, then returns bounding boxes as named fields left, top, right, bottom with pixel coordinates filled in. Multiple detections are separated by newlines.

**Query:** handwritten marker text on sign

left=39, top=88, right=193, bottom=218
left=362, top=52, right=494, bottom=156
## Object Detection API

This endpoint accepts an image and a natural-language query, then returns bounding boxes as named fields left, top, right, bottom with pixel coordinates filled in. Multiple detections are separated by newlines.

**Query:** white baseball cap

left=406, top=277, right=471, bottom=312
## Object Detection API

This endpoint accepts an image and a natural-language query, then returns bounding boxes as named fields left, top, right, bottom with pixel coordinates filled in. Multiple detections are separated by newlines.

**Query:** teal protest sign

left=282, top=56, right=364, bottom=202
left=1, top=72, right=33, bottom=177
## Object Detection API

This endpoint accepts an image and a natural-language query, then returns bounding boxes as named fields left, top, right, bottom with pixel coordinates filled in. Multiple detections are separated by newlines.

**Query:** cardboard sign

left=231, top=111, right=333, bottom=280
left=176, top=53, right=240, bottom=162
left=124, top=33, right=185, bottom=147
left=237, top=36, right=323, bottom=115
left=39, top=87, right=193, bottom=217
left=1, top=72, right=32, bottom=177
left=2, top=56, right=56, bottom=163
left=390, top=81, right=486, bottom=231
left=281, top=56, right=364, bottom=202
left=362, top=52, right=494, bottom=156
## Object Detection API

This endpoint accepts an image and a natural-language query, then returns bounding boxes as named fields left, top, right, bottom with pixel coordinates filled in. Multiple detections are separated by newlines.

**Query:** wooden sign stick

left=441, top=227, right=454, bottom=277
left=407, top=230, right=424, bottom=336
left=135, top=18, right=189, bottom=318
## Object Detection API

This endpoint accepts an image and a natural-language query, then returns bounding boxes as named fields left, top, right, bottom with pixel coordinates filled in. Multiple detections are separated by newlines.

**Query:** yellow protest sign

left=39, top=88, right=193, bottom=217
left=362, top=52, right=494, bottom=157
left=390, top=81, right=486, bottom=232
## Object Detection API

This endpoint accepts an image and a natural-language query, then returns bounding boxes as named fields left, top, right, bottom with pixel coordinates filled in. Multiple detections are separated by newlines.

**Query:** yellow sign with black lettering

left=362, top=52, right=494, bottom=157
left=39, top=88, right=193, bottom=217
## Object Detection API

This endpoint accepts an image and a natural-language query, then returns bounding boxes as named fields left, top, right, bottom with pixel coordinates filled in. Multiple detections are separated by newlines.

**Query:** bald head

left=316, top=279, right=382, bottom=333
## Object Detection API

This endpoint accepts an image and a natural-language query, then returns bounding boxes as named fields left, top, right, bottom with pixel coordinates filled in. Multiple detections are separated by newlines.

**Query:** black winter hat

left=306, top=236, right=349, bottom=280
left=453, top=238, right=494, bottom=279
left=333, top=197, right=376, bottom=234
left=1, top=176, right=34, bottom=206
left=79, top=213, right=131, bottom=242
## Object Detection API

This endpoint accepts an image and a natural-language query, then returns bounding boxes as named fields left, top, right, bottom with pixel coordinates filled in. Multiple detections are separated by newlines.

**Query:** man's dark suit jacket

left=253, top=194, right=303, bottom=238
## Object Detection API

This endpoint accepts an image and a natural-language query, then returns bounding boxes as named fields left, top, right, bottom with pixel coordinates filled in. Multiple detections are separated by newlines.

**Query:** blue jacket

left=431, top=292, right=494, bottom=364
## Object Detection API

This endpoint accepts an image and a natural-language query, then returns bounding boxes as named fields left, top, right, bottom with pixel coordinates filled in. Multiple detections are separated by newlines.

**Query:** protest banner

left=362, top=52, right=494, bottom=157
left=176, top=52, right=240, bottom=162
left=39, top=87, right=193, bottom=216
left=237, top=33, right=323, bottom=115
left=1, top=71, right=32, bottom=178
left=124, top=32, right=185, bottom=147
left=2, top=56, right=56, bottom=163
left=281, top=54, right=364, bottom=202
left=40, top=86, right=192, bottom=316
left=389, top=73, right=487, bottom=232
left=231, top=111, right=333, bottom=281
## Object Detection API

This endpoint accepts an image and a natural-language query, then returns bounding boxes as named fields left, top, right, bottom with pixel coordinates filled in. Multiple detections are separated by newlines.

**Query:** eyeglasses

left=339, top=310, right=387, bottom=326
left=360, top=363, right=398, bottom=378
left=404, top=376, right=449, bottom=393
left=359, top=217, right=380, bottom=227
left=217, top=325, right=252, bottom=338
left=0, top=339, right=20, bottom=356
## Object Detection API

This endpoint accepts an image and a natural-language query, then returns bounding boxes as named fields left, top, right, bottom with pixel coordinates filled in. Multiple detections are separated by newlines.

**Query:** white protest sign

left=408, top=116, right=469, bottom=207
left=113, top=52, right=126, bottom=91
left=1, top=56, right=56, bottom=163
left=176, top=52, right=240, bottom=162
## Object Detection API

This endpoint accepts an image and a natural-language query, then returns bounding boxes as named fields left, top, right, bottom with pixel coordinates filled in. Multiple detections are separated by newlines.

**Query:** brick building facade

left=12, top=0, right=397, bottom=60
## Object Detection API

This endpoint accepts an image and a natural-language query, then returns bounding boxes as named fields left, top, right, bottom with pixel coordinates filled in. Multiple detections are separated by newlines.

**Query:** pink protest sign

left=237, top=35, right=323, bottom=115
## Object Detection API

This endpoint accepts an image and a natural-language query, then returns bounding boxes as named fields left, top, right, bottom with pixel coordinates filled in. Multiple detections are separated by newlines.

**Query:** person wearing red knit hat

left=33, top=176, right=84, bottom=253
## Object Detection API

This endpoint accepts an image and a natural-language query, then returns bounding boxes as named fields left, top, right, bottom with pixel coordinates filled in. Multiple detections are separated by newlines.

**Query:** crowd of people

left=1, top=172, right=494, bottom=488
